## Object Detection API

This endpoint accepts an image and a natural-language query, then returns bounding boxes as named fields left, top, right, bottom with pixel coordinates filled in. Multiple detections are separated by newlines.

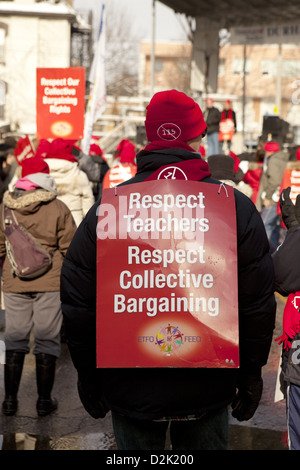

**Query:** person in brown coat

left=0, top=157, right=76, bottom=417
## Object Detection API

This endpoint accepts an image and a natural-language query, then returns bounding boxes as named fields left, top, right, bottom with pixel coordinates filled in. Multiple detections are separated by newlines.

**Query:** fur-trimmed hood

left=3, top=189, right=56, bottom=212
left=0, top=189, right=76, bottom=294
left=287, top=161, right=300, bottom=170
left=247, top=162, right=263, bottom=170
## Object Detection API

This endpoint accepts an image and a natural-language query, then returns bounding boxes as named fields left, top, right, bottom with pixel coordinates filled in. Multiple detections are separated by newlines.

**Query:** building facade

left=139, top=39, right=300, bottom=146
left=0, top=0, right=91, bottom=135
left=138, top=41, right=192, bottom=97
left=218, top=43, right=300, bottom=141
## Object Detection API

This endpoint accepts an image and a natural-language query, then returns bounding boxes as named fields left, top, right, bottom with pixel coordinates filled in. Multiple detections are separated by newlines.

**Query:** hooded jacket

left=203, top=106, right=221, bottom=134
left=256, top=150, right=289, bottom=212
left=61, top=147, right=276, bottom=421
left=35, top=138, right=95, bottom=227
left=0, top=186, right=76, bottom=293
left=44, top=158, right=95, bottom=227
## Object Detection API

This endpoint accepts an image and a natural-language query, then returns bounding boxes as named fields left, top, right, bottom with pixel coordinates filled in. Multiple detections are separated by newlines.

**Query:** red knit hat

left=264, top=142, right=280, bottom=153
left=145, top=89, right=207, bottom=143
left=89, top=143, right=103, bottom=156
left=21, top=157, right=50, bottom=177
left=36, top=138, right=78, bottom=163
left=116, top=139, right=136, bottom=164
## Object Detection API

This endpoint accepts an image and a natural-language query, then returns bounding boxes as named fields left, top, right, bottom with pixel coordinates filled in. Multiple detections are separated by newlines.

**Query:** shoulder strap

left=3, top=205, right=18, bottom=230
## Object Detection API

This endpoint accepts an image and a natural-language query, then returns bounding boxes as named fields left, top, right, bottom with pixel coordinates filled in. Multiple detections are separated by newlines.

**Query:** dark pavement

left=0, top=293, right=288, bottom=451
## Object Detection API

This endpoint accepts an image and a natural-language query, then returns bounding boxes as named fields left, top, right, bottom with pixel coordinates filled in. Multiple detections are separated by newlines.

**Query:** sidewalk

left=0, top=294, right=288, bottom=450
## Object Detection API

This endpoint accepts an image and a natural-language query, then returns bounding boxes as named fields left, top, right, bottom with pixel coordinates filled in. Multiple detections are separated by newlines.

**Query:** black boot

left=36, top=353, right=58, bottom=417
left=2, top=351, right=25, bottom=416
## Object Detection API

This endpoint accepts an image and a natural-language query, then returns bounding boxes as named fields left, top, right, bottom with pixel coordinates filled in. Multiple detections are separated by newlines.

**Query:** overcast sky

left=72, top=0, right=189, bottom=42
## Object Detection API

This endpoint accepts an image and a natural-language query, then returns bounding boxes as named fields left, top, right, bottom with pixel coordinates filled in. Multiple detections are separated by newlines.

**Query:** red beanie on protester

left=35, top=139, right=51, bottom=158
left=145, top=89, right=207, bottom=143
left=264, top=142, right=280, bottom=153
left=89, top=143, right=103, bottom=156
left=48, top=138, right=78, bottom=162
left=116, top=139, right=136, bottom=164
left=21, top=157, right=50, bottom=177
left=36, top=138, right=78, bottom=163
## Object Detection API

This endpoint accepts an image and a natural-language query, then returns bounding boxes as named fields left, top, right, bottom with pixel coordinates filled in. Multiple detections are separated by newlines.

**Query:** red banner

left=280, top=168, right=300, bottom=204
left=96, top=180, right=239, bottom=368
left=102, top=163, right=137, bottom=189
left=14, top=136, right=35, bottom=164
left=36, top=67, right=85, bottom=140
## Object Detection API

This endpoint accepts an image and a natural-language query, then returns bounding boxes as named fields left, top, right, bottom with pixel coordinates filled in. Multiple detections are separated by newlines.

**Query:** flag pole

left=150, top=0, right=156, bottom=97
left=82, top=4, right=107, bottom=154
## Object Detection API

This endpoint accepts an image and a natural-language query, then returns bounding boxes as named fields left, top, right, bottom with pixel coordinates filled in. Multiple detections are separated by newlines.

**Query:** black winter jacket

left=273, top=227, right=300, bottom=388
left=61, top=148, right=276, bottom=421
left=203, top=107, right=221, bottom=134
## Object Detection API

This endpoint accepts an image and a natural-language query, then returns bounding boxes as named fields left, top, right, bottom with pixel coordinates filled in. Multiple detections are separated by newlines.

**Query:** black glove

left=295, top=193, right=300, bottom=224
left=77, top=377, right=109, bottom=419
left=231, top=374, right=263, bottom=422
left=280, top=187, right=300, bottom=230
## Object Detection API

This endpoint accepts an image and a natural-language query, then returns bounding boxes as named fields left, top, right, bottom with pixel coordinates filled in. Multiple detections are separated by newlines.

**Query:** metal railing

left=94, top=115, right=145, bottom=154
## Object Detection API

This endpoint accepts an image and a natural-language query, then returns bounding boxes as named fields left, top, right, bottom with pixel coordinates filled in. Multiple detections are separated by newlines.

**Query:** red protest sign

left=14, top=136, right=35, bottom=164
left=36, top=67, right=85, bottom=140
left=102, top=163, right=137, bottom=189
left=280, top=167, right=300, bottom=204
left=96, top=180, right=239, bottom=368
left=219, top=118, right=235, bottom=141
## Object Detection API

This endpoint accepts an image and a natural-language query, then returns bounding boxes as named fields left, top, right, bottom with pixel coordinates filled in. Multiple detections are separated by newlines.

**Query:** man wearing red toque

left=204, top=97, right=221, bottom=157
left=61, top=90, right=275, bottom=450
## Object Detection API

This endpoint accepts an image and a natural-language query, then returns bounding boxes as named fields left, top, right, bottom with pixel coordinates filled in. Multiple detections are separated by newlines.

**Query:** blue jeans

left=207, top=132, right=219, bottom=157
left=260, top=204, right=281, bottom=252
left=111, top=406, right=229, bottom=450
left=287, top=384, right=300, bottom=450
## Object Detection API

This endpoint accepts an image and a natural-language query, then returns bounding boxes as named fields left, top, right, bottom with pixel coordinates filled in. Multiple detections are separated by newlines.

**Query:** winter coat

left=0, top=188, right=76, bottom=293
left=203, top=107, right=221, bottom=134
left=72, top=147, right=110, bottom=186
left=61, top=147, right=276, bottom=421
left=256, top=150, right=289, bottom=212
left=44, top=158, right=95, bottom=226
left=272, top=226, right=300, bottom=387
left=281, top=334, right=300, bottom=387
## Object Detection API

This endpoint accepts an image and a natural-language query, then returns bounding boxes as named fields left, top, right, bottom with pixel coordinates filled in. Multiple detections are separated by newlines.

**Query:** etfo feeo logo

left=157, top=123, right=181, bottom=141
left=137, top=324, right=203, bottom=358
left=155, top=324, right=184, bottom=356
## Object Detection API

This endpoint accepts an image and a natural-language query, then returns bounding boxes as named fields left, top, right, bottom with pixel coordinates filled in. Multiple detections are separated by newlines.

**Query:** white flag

left=82, top=4, right=107, bottom=154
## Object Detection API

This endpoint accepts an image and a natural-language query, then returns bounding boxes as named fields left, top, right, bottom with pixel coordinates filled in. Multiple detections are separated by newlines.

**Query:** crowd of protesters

left=0, top=89, right=300, bottom=450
